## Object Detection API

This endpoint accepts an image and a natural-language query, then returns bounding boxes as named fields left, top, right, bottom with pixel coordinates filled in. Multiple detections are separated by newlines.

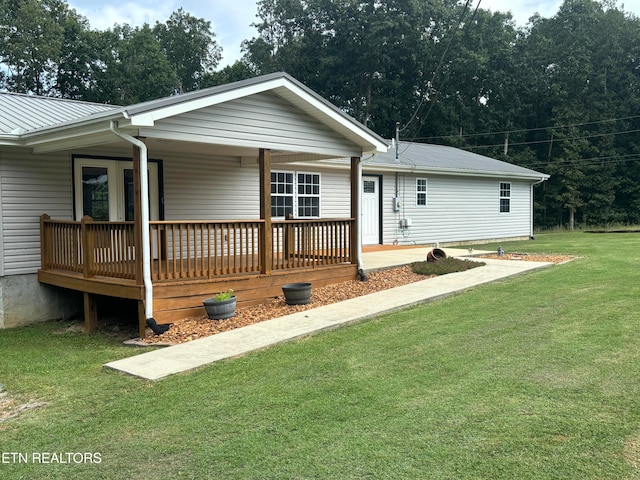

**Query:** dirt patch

left=0, top=389, right=47, bottom=424
left=623, top=437, right=640, bottom=468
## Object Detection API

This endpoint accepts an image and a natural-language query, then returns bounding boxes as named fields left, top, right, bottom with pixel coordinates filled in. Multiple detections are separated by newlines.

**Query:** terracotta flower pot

left=427, top=248, right=447, bottom=262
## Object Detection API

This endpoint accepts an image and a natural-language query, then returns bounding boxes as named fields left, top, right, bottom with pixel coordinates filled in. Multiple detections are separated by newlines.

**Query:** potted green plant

left=203, top=289, right=236, bottom=319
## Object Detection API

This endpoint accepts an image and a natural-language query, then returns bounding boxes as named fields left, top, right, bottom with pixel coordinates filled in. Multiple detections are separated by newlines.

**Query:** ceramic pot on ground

left=281, top=283, right=312, bottom=305
left=203, top=296, right=237, bottom=319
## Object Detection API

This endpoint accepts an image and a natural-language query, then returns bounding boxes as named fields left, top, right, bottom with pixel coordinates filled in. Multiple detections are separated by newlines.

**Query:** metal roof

left=363, top=141, right=549, bottom=180
left=0, top=92, right=118, bottom=134
left=0, top=73, right=388, bottom=156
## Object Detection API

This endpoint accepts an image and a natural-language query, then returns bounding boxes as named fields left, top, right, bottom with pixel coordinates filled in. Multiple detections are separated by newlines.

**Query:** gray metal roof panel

left=0, top=73, right=387, bottom=153
left=0, top=92, right=119, bottom=134
left=370, top=141, right=548, bottom=178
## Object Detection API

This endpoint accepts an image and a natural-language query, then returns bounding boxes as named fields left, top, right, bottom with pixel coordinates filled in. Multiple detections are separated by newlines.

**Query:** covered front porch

left=38, top=147, right=367, bottom=338
left=29, top=73, right=388, bottom=337
left=39, top=211, right=359, bottom=337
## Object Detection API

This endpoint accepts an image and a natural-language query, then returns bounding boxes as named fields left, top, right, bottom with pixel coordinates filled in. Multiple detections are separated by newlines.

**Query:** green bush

left=411, top=257, right=485, bottom=276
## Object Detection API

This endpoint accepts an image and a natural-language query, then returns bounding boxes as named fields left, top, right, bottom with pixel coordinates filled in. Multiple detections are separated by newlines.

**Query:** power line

left=458, top=127, right=640, bottom=151
left=408, top=114, right=640, bottom=142
left=400, top=0, right=479, bottom=135
left=524, top=152, right=640, bottom=170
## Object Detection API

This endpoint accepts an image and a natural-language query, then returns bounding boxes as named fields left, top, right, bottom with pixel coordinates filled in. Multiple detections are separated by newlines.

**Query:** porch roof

left=0, top=72, right=389, bottom=160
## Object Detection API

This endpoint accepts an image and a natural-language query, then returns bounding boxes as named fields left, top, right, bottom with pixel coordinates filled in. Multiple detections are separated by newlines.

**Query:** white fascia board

left=362, top=162, right=550, bottom=182
left=282, top=82, right=389, bottom=154
left=0, top=135, right=22, bottom=146
left=25, top=122, right=132, bottom=153
left=125, top=78, right=290, bottom=127
left=139, top=128, right=363, bottom=158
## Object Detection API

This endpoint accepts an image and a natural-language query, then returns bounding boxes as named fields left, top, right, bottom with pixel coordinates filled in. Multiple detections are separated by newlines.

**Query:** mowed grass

left=2, top=232, right=640, bottom=479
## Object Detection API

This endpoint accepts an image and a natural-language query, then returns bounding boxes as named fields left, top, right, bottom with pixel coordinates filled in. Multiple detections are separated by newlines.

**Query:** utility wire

left=400, top=0, right=478, bottom=135
left=410, top=114, right=640, bottom=142
left=458, top=128, right=640, bottom=150
left=522, top=153, right=640, bottom=170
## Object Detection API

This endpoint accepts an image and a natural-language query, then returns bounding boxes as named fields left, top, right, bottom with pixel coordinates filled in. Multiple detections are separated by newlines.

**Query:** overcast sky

left=66, top=0, right=640, bottom=68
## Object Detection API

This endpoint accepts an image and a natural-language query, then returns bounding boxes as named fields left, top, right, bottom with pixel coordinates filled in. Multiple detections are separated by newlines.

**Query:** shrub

left=213, top=289, right=234, bottom=301
left=411, top=257, right=485, bottom=276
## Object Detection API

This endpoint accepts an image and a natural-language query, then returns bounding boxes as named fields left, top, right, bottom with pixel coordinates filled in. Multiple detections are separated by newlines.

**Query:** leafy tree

left=516, top=0, right=640, bottom=228
left=202, top=60, right=256, bottom=87
left=96, top=24, right=179, bottom=104
left=0, top=0, right=64, bottom=94
left=245, top=0, right=456, bottom=135
left=153, top=8, right=222, bottom=93
left=52, top=4, right=100, bottom=99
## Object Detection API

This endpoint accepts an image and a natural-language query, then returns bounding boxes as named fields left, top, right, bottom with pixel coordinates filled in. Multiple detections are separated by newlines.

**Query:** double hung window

left=271, top=171, right=320, bottom=218
left=499, top=182, right=511, bottom=213
left=416, top=178, right=427, bottom=206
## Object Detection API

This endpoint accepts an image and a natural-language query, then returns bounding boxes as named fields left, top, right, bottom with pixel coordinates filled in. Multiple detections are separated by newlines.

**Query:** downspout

left=109, top=121, right=153, bottom=320
left=530, top=177, right=547, bottom=238
left=356, top=156, right=364, bottom=273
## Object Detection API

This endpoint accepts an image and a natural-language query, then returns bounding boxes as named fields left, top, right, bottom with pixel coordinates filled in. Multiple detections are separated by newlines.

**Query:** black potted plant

left=203, top=289, right=236, bottom=320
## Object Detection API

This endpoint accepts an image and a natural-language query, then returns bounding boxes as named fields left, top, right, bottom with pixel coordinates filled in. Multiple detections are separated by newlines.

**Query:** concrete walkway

left=104, top=248, right=553, bottom=380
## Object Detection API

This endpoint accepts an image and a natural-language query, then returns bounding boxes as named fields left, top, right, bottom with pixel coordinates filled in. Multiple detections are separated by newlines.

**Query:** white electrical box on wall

left=399, top=218, right=412, bottom=229
left=393, top=197, right=402, bottom=212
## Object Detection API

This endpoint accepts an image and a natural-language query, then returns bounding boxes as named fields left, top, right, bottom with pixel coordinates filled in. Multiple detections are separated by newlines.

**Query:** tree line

left=2, top=0, right=640, bottom=229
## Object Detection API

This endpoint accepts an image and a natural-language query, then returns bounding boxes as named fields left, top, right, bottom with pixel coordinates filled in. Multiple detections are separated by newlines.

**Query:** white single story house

left=357, top=142, right=549, bottom=246
left=0, top=72, right=548, bottom=334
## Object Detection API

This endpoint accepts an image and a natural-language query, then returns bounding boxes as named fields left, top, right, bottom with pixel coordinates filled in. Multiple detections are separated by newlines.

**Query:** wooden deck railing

left=272, top=219, right=353, bottom=270
left=40, top=215, right=354, bottom=282
left=149, top=220, right=265, bottom=280
left=40, top=215, right=136, bottom=279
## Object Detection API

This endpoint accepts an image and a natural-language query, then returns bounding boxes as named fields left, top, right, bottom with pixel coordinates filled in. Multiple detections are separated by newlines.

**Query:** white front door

left=362, top=176, right=380, bottom=245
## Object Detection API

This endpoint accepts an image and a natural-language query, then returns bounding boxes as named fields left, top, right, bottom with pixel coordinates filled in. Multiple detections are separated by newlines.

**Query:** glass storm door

left=74, top=158, right=159, bottom=222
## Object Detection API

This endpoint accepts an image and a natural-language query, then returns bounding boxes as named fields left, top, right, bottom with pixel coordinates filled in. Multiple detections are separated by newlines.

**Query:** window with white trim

left=271, top=171, right=321, bottom=218
left=297, top=173, right=320, bottom=217
left=499, top=182, right=511, bottom=213
left=271, top=172, right=294, bottom=217
left=416, top=178, right=427, bottom=206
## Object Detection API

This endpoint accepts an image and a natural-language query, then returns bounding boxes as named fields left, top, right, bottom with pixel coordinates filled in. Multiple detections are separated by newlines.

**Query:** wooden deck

left=38, top=215, right=358, bottom=336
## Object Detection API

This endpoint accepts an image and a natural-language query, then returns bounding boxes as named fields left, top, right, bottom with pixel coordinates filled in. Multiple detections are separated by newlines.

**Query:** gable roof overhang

left=362, top=142, right=550, bottom=182
left=3, top=73, right=389, bottom=161
left=292, top=141, right=550, bottom=183
left=360, top=161, right=550, bottom=182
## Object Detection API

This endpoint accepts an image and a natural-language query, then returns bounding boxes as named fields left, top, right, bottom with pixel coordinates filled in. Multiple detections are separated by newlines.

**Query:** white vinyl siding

left=377, top=172, right=533, bottom=245
left=0, top=150, right=73, bottom=275
left=160, top=154, right=351, bottom=221
left=146, top=92, right=361, bottom=158
left=161, top=153, right=259, bottom=220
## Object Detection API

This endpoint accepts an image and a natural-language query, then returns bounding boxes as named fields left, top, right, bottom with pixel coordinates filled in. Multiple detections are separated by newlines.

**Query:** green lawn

left=2, top=232, right=640, bottom=479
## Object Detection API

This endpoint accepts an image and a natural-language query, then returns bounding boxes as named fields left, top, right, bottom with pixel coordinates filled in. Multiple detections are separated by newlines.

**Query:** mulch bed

left=135, top=253, right=573, bottom=346
left=138, top=265, right=427, bottom=346
left=476, top=253, right=575, bottom=264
